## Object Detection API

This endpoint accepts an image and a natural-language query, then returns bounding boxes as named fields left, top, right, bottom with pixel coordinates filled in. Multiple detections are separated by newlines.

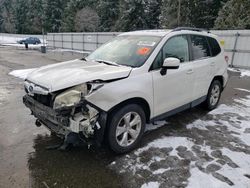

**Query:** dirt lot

left=0, top=46, right=250, bottom=188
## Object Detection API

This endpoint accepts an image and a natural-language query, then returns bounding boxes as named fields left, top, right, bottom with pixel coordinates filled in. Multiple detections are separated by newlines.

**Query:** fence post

left=71, top=33, right=73, bottom=54
left=61, top=33, right=63, bottom=50
left=83, top=33, right=85, bottom=52
left=231, top=32, right=240, bottom=67
left=53, top=34, right=55, bottom=49
left=96, top=33, right=99, bottom=49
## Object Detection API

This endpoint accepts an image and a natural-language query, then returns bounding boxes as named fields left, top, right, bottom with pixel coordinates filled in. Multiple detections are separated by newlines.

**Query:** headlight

left=53, top=84, right=87, bottom=109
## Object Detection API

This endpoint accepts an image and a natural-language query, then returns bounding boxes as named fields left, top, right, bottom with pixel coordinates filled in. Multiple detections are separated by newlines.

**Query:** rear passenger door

left=207, top=36, right=223, bottom=75
left=189, top=35, right=214, bottom=100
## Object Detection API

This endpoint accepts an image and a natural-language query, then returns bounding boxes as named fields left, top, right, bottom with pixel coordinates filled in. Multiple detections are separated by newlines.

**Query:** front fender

left=85, top=72, right=154, bottom=118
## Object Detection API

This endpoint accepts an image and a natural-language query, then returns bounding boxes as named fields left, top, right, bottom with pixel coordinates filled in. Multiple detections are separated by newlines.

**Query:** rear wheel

left=204, top=80, right=222, bottom=110
left=108, top=104, right=146, bottom=153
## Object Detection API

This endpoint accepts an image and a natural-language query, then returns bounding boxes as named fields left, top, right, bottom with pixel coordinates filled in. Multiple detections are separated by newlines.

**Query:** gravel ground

left=0, top=46, right=250, bottom=188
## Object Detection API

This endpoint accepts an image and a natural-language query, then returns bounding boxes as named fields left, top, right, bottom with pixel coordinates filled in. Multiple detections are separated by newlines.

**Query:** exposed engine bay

left=23, top=80, right=108, bottom=148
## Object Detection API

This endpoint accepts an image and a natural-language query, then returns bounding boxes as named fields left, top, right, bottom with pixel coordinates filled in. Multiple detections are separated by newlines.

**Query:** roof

left=119, top=28, right=216, bottom=38
left=119, top=30, right=172, bottom=37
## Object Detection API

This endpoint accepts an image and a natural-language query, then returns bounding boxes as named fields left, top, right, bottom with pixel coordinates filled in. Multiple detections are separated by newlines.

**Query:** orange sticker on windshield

left=137, top=47, right=151, bottom=55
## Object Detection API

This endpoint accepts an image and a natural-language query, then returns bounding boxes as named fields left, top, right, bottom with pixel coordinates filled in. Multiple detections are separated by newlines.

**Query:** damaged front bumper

left=23, top=94, right=107, bottom=145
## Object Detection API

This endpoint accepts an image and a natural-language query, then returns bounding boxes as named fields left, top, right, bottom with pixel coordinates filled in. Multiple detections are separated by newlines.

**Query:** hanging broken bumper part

left=23, top=94, right=107, bottom=148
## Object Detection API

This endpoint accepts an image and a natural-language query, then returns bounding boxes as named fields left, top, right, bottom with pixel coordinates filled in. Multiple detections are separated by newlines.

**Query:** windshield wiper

left=118, top=63, right=135, bottom=68
left=95, top=59, right=120, bottom=66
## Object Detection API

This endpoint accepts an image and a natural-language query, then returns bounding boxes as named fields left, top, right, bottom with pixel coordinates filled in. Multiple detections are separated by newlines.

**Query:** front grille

left=33, top=94, right=53, bottom=107
left=23, top=95, right=70, bottom=128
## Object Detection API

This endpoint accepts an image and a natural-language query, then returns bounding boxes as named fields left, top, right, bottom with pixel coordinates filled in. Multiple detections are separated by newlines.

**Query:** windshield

left=86, top=35, right=161, bottom=67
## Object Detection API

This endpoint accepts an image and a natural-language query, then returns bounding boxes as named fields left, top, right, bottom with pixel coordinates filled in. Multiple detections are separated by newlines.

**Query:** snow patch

left=187, top=167, right=230, bottom=188
left=227, top=67, right=240, bottom=73
left=141, top=182, right=160, bottom=188
left=146, top=121, right=168, bottom=131
left=186, top=119, right=216, bottom=130
left=209, top=104, right=236, bottom=115
left=50, top=48, right=90, bottom=54
left=1, top=43, right=44, bottom=49
left=152, top=168, right=169, bottom=174
left=227, top=67, right=250, bottom=77
left=9, top=68, right=36, bottom=80
left=241, top=69, right=250, bottom=77
left=217, top=148, right=250, bottom=188
left=135, top=137, right=194, bottom=157
left=235, top=88, right=250, bottom=93
left=0, top=36, right=22, bottom=44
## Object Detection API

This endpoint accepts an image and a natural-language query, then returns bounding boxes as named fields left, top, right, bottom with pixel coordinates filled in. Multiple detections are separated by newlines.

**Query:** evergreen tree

left=188, top=0, right=228, bottom=29
left=14, top=0, right=31, bottom=33
left=1, top=0, right=15, bottom=33
left=144, top=0, right=161, bottom=29
left=214, top=0, right=250, bottom=29
left=160, top=0, right=190, bottom=28
left=0, top=1, right=4, bottom=31
left=62, top=0, right=99, bottom=32
left=160, top=0, right=228, bottom=29
left=44, top=0, right=67, bottom=32
left=97, top=0, right=119, bottom=31
left=0, top=0, right=240, bottom=34
left=62, top=0, right=78, bottom=32
left=29, top=0, right=46, bottom=34
left=115, top=0, right=148, bottom=31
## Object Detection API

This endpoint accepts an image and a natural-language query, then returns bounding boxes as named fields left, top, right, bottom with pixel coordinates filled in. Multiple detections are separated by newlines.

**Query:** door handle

left=186, top=69, right=194, bottom=74
left=210, top=62, right=215, bottom=66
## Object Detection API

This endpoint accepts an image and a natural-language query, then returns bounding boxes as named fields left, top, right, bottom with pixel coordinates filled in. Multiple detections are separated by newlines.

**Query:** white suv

left=23, top=28, right=228, bottom=153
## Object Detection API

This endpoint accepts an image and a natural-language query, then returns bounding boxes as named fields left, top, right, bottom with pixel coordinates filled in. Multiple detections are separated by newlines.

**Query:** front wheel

left=107, top=104, right=146, bottom=153
left=204, top=80, right=222, bottom=110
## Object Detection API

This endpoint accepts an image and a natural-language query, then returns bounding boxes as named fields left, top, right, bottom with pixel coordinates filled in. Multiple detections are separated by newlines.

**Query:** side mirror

left=160, top=57, right=180, bottom=75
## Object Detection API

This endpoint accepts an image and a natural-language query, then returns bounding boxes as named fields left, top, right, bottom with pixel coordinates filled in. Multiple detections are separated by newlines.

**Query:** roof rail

left=172, top=27, right=210, bottom=33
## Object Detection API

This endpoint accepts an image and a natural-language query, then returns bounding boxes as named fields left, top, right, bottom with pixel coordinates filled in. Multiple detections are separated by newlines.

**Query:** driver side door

left=151, top=35, right=195, bottom=118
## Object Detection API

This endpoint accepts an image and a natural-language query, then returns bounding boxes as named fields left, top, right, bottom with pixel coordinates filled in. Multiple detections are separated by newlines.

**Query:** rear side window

left=207, top=37, right=221, bottom=56
left=190, top=35, right=211, bottom=60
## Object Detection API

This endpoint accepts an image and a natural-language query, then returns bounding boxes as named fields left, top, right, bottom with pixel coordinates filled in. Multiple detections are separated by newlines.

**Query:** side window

left=190, top=35, right=211, bottom=60
left=207, top=37, right=221, bottom=57
left=151, top=35, right=189, bottom=70
left=162, top=35, right=189, bottom=63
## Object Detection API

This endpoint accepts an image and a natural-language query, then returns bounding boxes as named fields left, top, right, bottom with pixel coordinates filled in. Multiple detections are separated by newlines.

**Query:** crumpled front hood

left=26, top=59, right=132, bottom=92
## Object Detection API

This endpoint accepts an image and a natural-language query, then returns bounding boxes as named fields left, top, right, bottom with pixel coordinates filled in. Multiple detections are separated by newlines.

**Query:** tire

left=204, top=80, right=222, bottom=110
left=107, top=104, right=146, bottom=153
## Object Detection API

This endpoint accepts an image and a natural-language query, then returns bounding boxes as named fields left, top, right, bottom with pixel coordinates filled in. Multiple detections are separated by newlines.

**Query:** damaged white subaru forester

left=23, top=28, right=228, bottom=153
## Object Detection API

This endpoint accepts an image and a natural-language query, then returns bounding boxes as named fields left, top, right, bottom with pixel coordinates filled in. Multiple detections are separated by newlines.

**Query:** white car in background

left=23, top=27, right=228, bottom=153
